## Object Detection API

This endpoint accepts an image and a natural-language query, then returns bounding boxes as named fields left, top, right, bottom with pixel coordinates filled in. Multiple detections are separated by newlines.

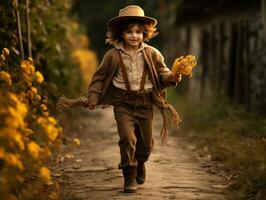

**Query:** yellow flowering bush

left=0, top=48, right=62, bottom=199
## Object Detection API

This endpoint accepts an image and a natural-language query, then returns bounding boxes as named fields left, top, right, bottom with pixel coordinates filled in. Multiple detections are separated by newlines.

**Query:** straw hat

left=107, top=5, right=157, bottom=28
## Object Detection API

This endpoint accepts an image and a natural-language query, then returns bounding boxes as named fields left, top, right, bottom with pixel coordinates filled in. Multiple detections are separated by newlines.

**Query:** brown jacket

left=87, top=44, right=180, bottom=143
left=88, top=45, right=176, bottom=105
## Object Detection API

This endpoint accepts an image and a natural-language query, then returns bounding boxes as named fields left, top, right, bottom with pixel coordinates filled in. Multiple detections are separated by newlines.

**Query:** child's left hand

left=175, top=74, right=182, bottom=82
left=168, top=73, right=182, bottom=83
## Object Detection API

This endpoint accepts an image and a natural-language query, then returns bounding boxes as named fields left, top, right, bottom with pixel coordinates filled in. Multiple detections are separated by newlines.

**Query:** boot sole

left=124, top=188, right=137, bottom=193
left=136, top=178, right=145, bottom=184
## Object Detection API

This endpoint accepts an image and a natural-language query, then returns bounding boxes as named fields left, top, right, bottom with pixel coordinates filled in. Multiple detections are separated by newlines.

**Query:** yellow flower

left=8, top=93, right=19, bottom=103
left=31, top=87, right=38, bottom=94
left=24, top=128, right=34, bottom=136
left=13, top=131, right=25, bottom=150
left=4, top=153, right=24, bottom=170
left=73, top=138, right=80, bottom=146
left=39, top=166, right=51, bottom=182
left=40, top=104, right=48, bottom=111
left=1, top=128, right=25, bottom=150
left=0, top=54, right=5, bottom=61
left=27, top=90, right=35, bottom=100
left=35, top=71, right=44, bottom=84
left=19, top=92, right=27, bottom=98
left=37, top=116, right=45, bottom=125
left=0, top=71, right=12, bottom=86
left=2, top=48, right=10, bottom=56
left=27, top=141, right=42, bottom=159
left=16, top=101, right=28, bottom=117
left=6, top=107, right=25, bottom=128
left=7, top=94, right=28, bottom=116
left=5, top=116, right=21, bottom=128
left=0, top=147, right=4, bottom=159
left=27, top=87, right=39, bottom=100
left=6, top=94, right=28, bottom=123
left=21, top=60, right=35, bottom=75
left=26, top=81, right=32, bottom=87
left=37, top=117, right=60, bottom=141
left=36, top=95, right=41, bottom=101
left=28, top=57, right=33, bottom=63
left=43, top=111, right=49, bottom=117
left=46, top=125, right=59, bottom=141
left=47, top=117, right=57, bottom=125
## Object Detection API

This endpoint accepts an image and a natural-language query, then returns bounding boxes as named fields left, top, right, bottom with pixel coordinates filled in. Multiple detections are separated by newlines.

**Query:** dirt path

left=54, top=107, right=226, bottom=200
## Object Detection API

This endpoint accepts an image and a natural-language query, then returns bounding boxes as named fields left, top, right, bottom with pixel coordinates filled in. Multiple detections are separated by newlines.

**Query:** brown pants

left=113, top=87, right=154, bottom=169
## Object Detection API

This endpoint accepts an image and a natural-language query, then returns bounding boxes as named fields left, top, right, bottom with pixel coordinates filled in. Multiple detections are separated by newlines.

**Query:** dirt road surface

left=54, top=107, right=226, bottom=200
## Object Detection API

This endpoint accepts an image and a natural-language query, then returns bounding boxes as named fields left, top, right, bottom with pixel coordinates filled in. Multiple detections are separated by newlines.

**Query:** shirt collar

left=114, top=42, right=147, bottom=54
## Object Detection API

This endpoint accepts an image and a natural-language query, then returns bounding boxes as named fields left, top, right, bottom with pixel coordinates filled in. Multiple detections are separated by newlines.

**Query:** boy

left=86, top=5, right=181, bottom=193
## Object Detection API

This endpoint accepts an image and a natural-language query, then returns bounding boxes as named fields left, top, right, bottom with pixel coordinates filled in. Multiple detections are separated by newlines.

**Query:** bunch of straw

left=56, top=95, right=88, bottom=112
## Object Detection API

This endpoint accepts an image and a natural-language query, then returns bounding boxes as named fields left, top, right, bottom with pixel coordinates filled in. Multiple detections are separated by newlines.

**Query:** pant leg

left=113, top=105, right=137, bottom=169
left=135, top=107, right=154, bottom=163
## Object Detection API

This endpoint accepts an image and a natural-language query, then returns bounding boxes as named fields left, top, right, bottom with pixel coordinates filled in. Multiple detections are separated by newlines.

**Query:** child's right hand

left=85, top=100, right=97, bottom=110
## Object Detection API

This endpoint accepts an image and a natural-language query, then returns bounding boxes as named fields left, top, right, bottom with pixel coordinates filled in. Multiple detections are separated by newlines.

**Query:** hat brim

left=107, top=16, right=157, bottom=28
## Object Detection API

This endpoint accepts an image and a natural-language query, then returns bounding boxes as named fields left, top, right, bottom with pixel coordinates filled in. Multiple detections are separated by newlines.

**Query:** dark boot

left=136, top=162, right=146, bottom=184
left=122, top=166, right=137, bottom=193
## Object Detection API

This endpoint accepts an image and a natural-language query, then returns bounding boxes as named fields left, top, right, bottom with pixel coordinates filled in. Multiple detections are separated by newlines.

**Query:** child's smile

left=122, top=24, right=143, bottom=50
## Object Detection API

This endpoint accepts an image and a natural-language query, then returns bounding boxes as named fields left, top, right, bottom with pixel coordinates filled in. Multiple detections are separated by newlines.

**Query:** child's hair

left=106, top=19, right=158, bottom=46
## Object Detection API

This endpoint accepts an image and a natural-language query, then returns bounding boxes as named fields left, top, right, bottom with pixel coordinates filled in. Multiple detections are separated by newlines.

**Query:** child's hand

left=168, top=73, right=182, bottom=83
left=88, top=102, right=97, bottom=109
left=85, top=100, right=97, bottom=110
left=175, top=74, right=182, bottom=82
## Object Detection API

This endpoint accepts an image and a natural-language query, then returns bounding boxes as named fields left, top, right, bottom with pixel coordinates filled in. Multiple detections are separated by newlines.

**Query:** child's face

left=122, top=24, right=143, bottom=49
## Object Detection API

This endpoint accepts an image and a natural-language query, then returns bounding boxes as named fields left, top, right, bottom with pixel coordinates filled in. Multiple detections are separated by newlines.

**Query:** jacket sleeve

left=152, top=48, right=177, bottom=88
left=87, top=51, right=111, bottom=104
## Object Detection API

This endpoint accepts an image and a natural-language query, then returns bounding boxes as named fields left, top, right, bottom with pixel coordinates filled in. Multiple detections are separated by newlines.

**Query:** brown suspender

left=139, top=68, right=147, bottom=92
left=118, top=51, right=131, bottom=91
left=118, top=51, right=147, bottom=92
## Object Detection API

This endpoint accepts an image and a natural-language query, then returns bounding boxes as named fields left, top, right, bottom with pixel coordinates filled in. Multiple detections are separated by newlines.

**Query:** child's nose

left=132, top=32, right=137, bottom=37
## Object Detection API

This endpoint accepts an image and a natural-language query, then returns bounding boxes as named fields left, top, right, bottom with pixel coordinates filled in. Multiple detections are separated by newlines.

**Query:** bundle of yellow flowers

left=171, top=55, right=197, bottom=78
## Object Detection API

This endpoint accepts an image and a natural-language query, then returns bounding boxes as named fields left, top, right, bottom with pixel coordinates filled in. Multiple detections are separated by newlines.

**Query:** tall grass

left=167, top=88, right=266, bottom=200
